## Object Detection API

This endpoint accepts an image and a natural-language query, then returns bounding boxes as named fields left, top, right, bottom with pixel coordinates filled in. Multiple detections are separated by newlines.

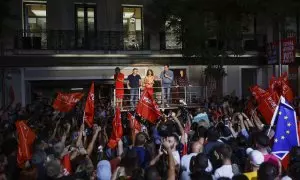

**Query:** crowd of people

left=0, top=87, right=300, bottom=180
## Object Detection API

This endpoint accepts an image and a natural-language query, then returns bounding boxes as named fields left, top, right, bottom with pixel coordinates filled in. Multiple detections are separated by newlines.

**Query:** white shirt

left=281, top=176, right=292, bottom=180
left=213, top=165, right=234, bottom=180
left=172, top=151, right=181, bottom=165
left=180, top=153, right=213, bottom=180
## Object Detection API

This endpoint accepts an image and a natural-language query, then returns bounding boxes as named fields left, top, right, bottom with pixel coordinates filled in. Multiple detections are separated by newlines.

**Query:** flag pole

left=278, top=28, right=282, bottom=77
left=267, top=96, right=282, bottom=136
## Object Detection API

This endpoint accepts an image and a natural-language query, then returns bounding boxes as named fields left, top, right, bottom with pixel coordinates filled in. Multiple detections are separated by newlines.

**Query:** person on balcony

left=175, top=70, right=190, bottom=104
left=127, top=68, right=141, bottom=108
left=144, top=69, right=155, bottom=96
left=114, top=67, right=124, bottom=109
left=160, top=64, right=174, bottom=107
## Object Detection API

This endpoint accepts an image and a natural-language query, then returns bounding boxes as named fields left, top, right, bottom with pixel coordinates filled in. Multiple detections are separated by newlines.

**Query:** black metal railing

left=14, top=30, right=266, bottom=52
left=14, top=30, right=151, bottom=51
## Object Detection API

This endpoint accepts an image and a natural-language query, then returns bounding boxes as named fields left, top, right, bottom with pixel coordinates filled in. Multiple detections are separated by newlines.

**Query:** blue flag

left=271, top=96, right=299, bottom=160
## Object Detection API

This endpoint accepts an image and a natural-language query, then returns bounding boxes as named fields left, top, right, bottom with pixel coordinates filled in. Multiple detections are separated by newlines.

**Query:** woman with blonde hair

left=144, top=69, right=155, bottom=95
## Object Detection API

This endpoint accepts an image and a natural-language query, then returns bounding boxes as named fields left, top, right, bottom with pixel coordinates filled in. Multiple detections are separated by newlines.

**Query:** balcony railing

left=14, top=30, right=151, bottom=51
left=13, top=30, right=266, bottom=52
left=113, top=86, right=208, bottom=110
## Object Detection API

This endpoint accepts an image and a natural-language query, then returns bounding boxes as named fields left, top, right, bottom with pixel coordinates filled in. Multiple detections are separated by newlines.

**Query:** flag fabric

left=257, top=91, right=278, bottom=124
left=16, top=121, right=36, bottom=168
left=53, top=92, right=84, bottom=112
left=136, top=90, right=161, bottom=124
left=250, top=85, right=267, bottom=103
left=61, top=154, right=72, bottom=176
left=128, top=112, right=141, bottom=136
left=182, top=119, right=191, bottom=156
left=271, top=96, right=299, bottom=164
left=84, top=82, right=95, bottom=128
left=107, top=108, right=123, bottom=149
left=269, top=73, right=293, bottom=102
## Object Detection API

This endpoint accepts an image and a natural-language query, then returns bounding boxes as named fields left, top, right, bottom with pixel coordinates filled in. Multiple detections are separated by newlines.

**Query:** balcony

left=14, top=30, right=151, bottom=51
left=13, top=30, right=265, bottom=52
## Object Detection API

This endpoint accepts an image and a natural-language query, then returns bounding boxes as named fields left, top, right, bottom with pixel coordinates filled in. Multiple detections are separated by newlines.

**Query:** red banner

left=257, top=92, right=278, bottom=124
left=250, top=85, right=267, bottom=103
left=16, top=121, right=36, bottom=168
left=128, top=112, right=141, bottom=136
left=84, top=82, right=95, bottom=128
left=107, top=108, right=123, bottom=149
left=53, top=92, right=84, bottom=112
left=136, top=90, right=161, bottom=124
left=281, top=37, right=296, bottom=64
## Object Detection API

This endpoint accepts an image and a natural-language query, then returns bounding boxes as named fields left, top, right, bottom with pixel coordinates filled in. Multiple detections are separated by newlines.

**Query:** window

left=165, top=20, right=182, bottom=50
left=122, top=6, right=143, bottom=50
left=75, top=4, right=96, bottom=48
left=24, top=3, right=46, bottom=32
left=23, top=2, right=47, bottom=48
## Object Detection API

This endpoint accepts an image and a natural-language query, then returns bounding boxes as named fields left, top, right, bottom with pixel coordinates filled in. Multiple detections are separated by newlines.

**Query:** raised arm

left=172, top=112, right=185, bottom=145
left=87, top=126, right=101, bottom=157
left=163, top=139, right=175, bottom=180
left=76, top=123, right=85, bottom=147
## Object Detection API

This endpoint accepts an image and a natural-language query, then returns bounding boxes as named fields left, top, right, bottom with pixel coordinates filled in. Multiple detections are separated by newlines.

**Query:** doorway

left=242, top=68, right=257, bottom=98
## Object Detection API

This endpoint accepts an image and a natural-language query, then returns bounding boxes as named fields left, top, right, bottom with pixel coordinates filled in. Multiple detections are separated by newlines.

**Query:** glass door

left=75, top=4, right=96, bottom=49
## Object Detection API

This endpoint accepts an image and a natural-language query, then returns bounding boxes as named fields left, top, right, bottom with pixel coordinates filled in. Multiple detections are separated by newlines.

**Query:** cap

left=97, top=160, right=111, bottom=180
left=247, top=148, right=264, bottom=167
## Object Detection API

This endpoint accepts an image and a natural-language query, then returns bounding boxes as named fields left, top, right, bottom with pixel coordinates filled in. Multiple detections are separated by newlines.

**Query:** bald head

left=191, top=142, right=203, bottom=153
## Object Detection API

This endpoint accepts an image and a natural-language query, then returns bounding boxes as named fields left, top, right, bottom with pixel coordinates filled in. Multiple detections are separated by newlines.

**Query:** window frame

left=23, top=1, right=47, bottom=32
left=122, top=4, right=144, bottom=49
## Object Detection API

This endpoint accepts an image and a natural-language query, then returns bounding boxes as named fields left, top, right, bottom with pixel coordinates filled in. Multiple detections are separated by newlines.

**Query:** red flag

left=136, top=90, right=161, bottom=124
left=128, top=112, right=141, bottom=136
left=249, top=85, right=266, bottom=103
left=16, top=121, right=36, bottom=168
left=182, top=120, right=191, bottom=156
left=107, top=108, right=123, bottom=149
left=269, top=73, right=293, bottom=102
left=257, top=91, right=278, bottom=124
left=53, top=92, right=84, bottom=112
left=61, top=154, right=72, bottom=176
left=84, top=82, right=95, bottom=128
left=279, top=73, right=294, bottom=102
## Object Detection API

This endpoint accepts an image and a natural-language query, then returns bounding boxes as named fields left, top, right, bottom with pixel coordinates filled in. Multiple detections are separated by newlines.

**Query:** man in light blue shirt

left=160, top=64, right=174, bottom=107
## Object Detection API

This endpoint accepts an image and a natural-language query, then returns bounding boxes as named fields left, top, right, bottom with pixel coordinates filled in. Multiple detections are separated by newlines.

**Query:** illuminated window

left=75, top=4, right=96, bottom=48
left=122, top=6, right=143, bottom=50
left=23, top=2, right=47, bottom=48
left=24, top=3, right=46, bottom=32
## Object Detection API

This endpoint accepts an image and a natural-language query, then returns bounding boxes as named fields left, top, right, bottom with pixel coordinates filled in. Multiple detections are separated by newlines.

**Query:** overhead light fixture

left=31, top=10, right=46, bottom=17
left=71, top=88, right=83, bottom=91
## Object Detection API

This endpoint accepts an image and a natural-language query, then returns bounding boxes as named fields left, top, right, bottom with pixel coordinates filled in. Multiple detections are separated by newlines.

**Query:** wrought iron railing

left=14, top=30, right=151, bottom=50
left=14, top=30, right=266, bottom=52
left=113, top=86, right=208, bottom=110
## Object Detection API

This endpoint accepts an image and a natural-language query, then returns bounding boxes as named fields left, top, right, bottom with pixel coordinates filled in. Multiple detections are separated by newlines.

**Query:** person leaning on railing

left=144, top=69, right=156, bottom=96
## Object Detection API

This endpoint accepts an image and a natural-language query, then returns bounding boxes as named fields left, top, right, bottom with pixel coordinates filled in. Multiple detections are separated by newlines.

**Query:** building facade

left=0, top=0, right=300, bottom=107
